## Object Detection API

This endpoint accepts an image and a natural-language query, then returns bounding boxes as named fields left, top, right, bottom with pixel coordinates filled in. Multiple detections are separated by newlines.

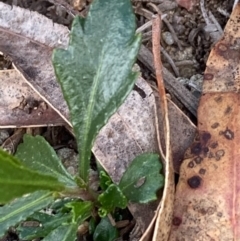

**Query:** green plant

left=0, top=0, right=164, bottom=240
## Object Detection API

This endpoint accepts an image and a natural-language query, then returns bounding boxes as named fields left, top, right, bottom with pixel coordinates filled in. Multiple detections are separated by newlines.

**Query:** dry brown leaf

left=0, top=69, right=64, bottom=128
left=169, top=3, right=240, bottom=240
left=0, top=2, right=70, bottom=125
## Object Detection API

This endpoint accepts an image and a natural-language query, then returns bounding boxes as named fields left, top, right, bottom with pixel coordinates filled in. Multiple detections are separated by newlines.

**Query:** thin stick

left=152, top=14, right=174, bottom=241
left=200, top=0, right=211, bottom=25
left=147, top=2, right=182, bottom=51
left=152, top=13, right=170, bottom=164
left=136, top=20, right=153, bottom=33
left=47, top=0, right=80, bottom=17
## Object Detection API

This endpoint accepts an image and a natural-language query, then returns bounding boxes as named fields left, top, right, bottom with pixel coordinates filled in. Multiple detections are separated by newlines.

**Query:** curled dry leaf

left=170, top=3, right=240, bottom=240
left=0, top=70, right=64, bottom=128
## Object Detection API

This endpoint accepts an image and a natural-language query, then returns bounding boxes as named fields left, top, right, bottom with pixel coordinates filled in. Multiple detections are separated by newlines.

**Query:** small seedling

left=0, top=0, right=164, bottom=240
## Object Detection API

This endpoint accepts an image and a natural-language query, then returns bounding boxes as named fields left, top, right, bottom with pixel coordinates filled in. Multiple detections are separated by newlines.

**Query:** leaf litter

left=0, top=3, right=199, bottom=239
left=0, top=70, right=64, bottom=128
left=0, top=0, right=236, bottom=240
left=170, top=3, right=240, bottom=240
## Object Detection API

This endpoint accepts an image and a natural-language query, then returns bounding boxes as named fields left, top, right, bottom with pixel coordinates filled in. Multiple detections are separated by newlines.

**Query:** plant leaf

left=42, top=223, right=78, bottom=241
left=98, top=184, right=127, bottom=216
left=15, top=135, right=77, bottom=188
left=65, top=201, right=93, bottom=223
left=93, top=217, right=118, bottom=241
left=99, top=171, right=112, bottom=191
left=119, top=153, right=164, bottom=203
left=17, top=212, right=71, bottom=240
left=0, top=191, right=53, bottom=237
left=52, top=0, right=141, bottom=182
left=0, top=149, right=65, bottom=203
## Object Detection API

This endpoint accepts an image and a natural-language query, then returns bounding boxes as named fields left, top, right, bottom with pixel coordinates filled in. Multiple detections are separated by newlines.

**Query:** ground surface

left=0, top=0, right=235, bottom=240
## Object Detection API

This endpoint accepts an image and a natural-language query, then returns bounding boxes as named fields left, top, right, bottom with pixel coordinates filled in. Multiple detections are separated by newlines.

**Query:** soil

left=0, top=0, right=235, bottom=240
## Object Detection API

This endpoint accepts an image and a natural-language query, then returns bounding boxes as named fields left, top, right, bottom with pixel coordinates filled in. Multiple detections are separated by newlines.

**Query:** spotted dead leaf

left=169, top=3, right=240, bottom=240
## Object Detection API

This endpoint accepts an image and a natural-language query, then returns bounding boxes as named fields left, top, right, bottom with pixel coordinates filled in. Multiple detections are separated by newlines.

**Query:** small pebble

left=162, top=31, right=174, bottom=45
left=67, top=166, right=75, bottom=176
left=57, top=147, right=78, bottom=175
left=189, top=74, right=203, bottom=91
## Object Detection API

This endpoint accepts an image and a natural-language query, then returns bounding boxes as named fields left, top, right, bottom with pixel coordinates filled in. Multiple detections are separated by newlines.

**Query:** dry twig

left=148, top=3, right=182, bottom=50
left=134, top=6, right=154, bottom=20
left=200, top=0, right=211, bottom=25
left=138, top=45, right=198, bottom=117
left=136, top=20, right=153, bottom=33
left=152, top=13, right=170, bottom=162
left=152, top=13, right=175, bottom=241
left=47, top=0, right=80, bottom=17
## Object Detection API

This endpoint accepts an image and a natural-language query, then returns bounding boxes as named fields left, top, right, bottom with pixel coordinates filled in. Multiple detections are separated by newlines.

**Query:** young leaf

left=93, top=217, right=118, bottom=241
left=98, top=184, right=127, bottom=216
left=0, top=149, right=65, bottom=203
left=99, top=171, right=112, bottom=191
left=65, top=201, right=93, bottom=223
left=42, top=223, right=78, bottom=241
left=0, top=191, right=54, bottom=237
left=119, top=153, right=164, bottom=203
left=52, top=0, right=141, bottom=182
left=16, top=135, right=77, bottom=188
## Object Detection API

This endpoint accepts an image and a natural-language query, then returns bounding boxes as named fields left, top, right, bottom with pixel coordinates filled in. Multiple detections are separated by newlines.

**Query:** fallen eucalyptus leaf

left=0, top=69, right=64, bottom=128
left=0, top=2, right=70, bottom=124
left=169, top=3, right=240, bottom=240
